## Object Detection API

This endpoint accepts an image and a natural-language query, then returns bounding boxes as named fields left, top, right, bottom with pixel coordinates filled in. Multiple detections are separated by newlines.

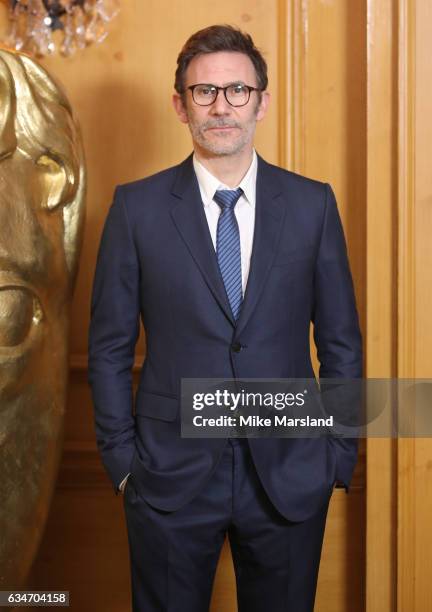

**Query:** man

left=88, top=25, right=362, bottom=612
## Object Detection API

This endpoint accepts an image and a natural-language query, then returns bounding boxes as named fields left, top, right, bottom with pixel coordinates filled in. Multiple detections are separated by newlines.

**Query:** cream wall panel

left=364, top=2, right=398, bottom=611
left=412, top=1, right=432, bottom=610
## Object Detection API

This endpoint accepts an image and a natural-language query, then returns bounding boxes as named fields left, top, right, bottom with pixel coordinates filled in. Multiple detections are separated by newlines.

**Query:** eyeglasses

left=185, top=83, right=263, bottom=107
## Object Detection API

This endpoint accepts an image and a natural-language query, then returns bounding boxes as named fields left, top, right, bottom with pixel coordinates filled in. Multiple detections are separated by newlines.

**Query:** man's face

left=173, top=51, right=270, bottom=157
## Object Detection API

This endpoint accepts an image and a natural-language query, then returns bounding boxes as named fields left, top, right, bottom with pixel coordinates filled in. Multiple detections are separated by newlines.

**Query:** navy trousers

left=122, top=438, right=331, bottom=612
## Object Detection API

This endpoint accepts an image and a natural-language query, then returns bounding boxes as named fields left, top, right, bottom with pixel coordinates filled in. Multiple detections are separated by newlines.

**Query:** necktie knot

left=213, top=188, right=243, bottom=211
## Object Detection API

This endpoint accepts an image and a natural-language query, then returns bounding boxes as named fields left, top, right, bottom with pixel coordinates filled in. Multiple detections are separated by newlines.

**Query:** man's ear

left=256, top=91, right=270, bottom=122
left=172, top=93, right=189, bottom=124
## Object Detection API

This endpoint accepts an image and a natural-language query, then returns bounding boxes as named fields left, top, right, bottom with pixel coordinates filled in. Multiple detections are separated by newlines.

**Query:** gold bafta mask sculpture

left=0, top=47, right=86, bottom=589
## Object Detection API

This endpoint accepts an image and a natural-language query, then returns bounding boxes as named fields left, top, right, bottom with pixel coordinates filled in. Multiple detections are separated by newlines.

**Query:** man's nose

left=209, top=90, right=232, bottom=115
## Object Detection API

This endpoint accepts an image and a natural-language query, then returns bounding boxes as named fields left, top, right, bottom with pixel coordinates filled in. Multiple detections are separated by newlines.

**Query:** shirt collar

left=193, top=149, right=257, bottom=208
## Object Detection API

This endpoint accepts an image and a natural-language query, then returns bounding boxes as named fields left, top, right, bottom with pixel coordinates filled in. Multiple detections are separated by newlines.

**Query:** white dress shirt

left=118, top=150, right=258, bottom=493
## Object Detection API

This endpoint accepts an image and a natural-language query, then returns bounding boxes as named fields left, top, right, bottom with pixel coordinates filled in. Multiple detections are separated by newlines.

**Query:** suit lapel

left=169, top=153, right=286, bottom=334
left=170, top=155, right=236, bottom=326
left=235, top=155, right=285, bottom=337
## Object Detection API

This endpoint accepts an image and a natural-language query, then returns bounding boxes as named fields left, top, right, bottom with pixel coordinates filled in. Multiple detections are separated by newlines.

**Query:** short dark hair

left=174, top=25, right=268, bottom=94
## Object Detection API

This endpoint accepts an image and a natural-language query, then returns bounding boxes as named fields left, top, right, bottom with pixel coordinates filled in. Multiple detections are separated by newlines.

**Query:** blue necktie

left=213, top=188, right=243, bottom=321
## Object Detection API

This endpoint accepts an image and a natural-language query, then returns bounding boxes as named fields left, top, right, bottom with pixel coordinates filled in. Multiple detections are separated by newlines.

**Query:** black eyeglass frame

left=185, top=83, right=264, bottom=107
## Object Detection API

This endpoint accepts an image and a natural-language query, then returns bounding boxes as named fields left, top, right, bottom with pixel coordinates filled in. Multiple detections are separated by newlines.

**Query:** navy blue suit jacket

left=88, top=153, right=362, bottom=522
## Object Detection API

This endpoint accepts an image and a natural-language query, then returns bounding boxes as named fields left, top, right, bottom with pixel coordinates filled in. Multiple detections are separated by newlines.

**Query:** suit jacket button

left=231, top=342, right=242, bottom=353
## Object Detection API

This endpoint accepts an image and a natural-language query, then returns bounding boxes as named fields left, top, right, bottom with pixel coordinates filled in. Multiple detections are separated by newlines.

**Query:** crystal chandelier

left=3, top=0, right=120, bottom=57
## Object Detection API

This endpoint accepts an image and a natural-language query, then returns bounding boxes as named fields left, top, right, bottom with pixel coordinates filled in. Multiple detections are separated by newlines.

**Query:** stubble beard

left=186, top=106, right=259, bottom=157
